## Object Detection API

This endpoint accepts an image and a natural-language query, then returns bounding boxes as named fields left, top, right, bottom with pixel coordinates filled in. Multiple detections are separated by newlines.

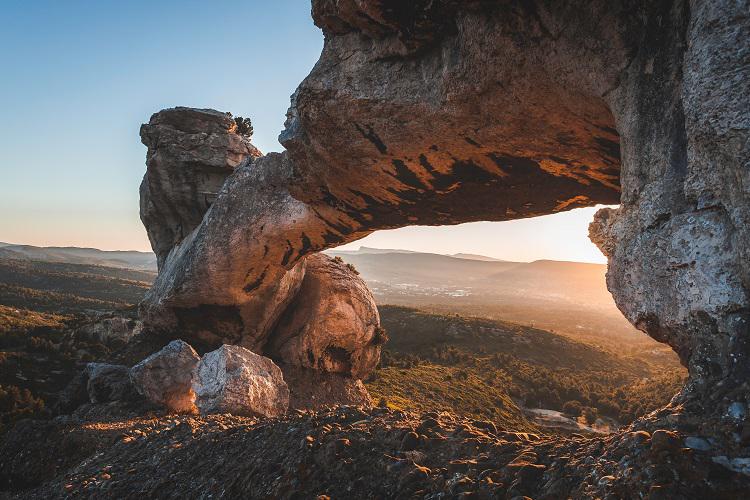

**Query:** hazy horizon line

left=0, top=239, right=608, bottom=265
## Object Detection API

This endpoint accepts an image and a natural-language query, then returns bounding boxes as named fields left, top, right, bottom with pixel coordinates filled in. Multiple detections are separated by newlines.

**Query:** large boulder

left=129, top=340, right=200, bottom=412
left=268, top=253, right=382, bottom=379
left=192, top=345, right=289, bottom=417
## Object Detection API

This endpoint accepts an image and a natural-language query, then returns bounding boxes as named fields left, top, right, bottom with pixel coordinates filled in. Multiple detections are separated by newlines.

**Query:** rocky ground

left=1, top=399, right=748, bottom=499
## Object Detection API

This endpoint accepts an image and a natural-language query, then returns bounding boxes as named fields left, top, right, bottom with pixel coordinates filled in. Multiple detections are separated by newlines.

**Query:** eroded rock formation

left=136, top=1, right=749, bottom=492
left=588, top=0, right=750, bottom=405
left=139, top=107, right=261, bottom=269
left=268, top=253, right=383, bottom=379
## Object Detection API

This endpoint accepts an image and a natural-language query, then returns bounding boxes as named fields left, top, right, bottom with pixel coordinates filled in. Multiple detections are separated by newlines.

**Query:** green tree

left=233, top=116, right=253, bottom=138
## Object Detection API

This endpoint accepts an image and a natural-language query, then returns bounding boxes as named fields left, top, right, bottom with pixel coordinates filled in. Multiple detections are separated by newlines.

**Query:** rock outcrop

left=139, top=107, right=261, bottom=269
left=84, top=363, right=135, bottom=404
left=192, top=345, right=289, bottom=417
left=588, top=0, right=750, bottom=406
left=268, top=254, right=382, bottom=379
left=138, top=149, right=313, bottom=351
left=135, top=1, right=749, bottom=492
left=76, top=317, right=142, bottom=347
left=129, top=340, right=200, bottom=413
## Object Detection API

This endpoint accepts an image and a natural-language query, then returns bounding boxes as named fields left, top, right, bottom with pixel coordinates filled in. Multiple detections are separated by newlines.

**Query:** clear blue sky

left=0, top=1, right=609, bottom=263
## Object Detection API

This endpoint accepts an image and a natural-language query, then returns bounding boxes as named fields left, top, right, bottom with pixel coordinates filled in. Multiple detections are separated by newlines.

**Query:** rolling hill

left=0, top=242, right=157, bottom=271
left=368, top=306, right=685, bottom=427
left=326, top=247, right=661, bottom=354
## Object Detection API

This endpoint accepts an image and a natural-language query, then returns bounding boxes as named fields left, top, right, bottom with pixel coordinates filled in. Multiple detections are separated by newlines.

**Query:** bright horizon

left=0, top=1, right=611, bottom=265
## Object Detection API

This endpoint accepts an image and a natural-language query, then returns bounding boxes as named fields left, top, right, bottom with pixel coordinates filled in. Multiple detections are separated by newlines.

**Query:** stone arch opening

left=139, top=0, right=749, bottom=450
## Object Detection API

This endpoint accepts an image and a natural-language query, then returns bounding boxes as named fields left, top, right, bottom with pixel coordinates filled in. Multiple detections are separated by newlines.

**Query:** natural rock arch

left=139, top=0, right=748, bottom=438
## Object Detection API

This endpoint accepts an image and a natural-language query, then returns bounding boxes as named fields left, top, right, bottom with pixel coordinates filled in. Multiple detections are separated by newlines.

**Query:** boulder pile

left=125, top=340, right=290, bottom=417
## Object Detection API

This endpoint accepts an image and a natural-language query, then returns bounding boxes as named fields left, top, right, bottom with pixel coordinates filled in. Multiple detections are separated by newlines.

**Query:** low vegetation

left=367, top=362, right=534, bottom=430
left=368, top=306, right=685, bottom=426
left=0, top=259, right=153, bottom=434
left=0, top=256, right=686, bottom=437
left=233, top=116, right=253, bottom=138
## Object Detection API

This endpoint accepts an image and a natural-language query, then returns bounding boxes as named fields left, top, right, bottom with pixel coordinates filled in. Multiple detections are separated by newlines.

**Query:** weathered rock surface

left=84, top=363, right=136, bottom=404
left=129, top=340, right=199, bottom=412
left=588, top=0, right=750, bottom=407
left=75, top=316, right=142, bottom=346
left=140, top=107, right=262, bottom=269
left=193, top=345, right=289, bottom=417
left=283, top=1, right=623, bottom=228
left=268, top=254, right=382, bottom=379
left=281, top=364, right=372, bottom=410
left=139, top=152, right=315, bottom=350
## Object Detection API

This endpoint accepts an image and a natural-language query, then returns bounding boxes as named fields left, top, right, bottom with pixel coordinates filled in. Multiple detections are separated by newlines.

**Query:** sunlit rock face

left=282, top=1, right=623, bottom=230
left=140, top=107, right=261, bottom=269
left=268, top=253, right=382, bottom=379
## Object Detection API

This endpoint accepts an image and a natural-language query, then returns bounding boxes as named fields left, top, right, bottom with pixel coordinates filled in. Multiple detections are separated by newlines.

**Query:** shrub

left=562, top=400, right=583, bottom=416
left=372, top=326, right=389, bottom=346
left=346, top=263, right=359, bottom=275
left=233, top=116, right=253, bottom=138
left=0, top=384, right=46, bottom=434
left=582, top=406, right=599, bottom=424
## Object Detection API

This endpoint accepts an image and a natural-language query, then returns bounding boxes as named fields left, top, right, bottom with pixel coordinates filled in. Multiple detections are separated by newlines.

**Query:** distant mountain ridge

left=326, top=247, right=609, bottom=304
left=451, top=253, right=505, bottom=262
left=0, top=242, right=157, bottom=271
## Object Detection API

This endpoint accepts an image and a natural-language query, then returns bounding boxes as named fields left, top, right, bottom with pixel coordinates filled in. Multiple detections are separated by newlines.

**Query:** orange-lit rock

left=268, top=254, right=382, bottom=379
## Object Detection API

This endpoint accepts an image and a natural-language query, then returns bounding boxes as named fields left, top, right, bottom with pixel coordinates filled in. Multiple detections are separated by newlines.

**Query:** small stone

left=598, top=475, right=615, bottom=485
left=400, top=465, right=430, bottom=486
left=629, top=430, right=652, bottom=445
left=401, top=451, right=426, bottom=463
left=684, top=436, right=711, bottom=451
left=651, top=429, right=681, bottom=452
left=728, top=402, right=747, bottom=421
left=335, top=438, right=351, bottom=452
left=417, top=417, right=440, bottom=433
